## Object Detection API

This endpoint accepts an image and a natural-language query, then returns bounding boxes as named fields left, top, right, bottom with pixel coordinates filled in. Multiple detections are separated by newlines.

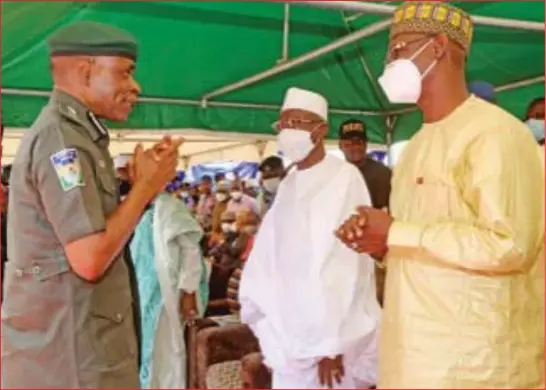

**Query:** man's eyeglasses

left=385, top=35, right=432, bottom=65
left=272, top=118, right=323, bottom=131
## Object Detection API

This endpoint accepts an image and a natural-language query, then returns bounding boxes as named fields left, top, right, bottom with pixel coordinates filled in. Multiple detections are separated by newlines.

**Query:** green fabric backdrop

left=1, top=1, right=544, bottom=143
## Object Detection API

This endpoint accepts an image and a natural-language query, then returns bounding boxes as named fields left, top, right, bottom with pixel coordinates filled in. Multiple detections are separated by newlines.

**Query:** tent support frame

left=296, top=1, right=545, bottom=32
left=200, top=19, right=392, bottom=103
left=278, top=4, right=290, bottom=63
left=199, top=1, right=543, bottom=104
left=2, top=87, right=409, bottom=116
left=4, top=74, right=544, bottom=121
left=340, top=10, right=386, bottom=112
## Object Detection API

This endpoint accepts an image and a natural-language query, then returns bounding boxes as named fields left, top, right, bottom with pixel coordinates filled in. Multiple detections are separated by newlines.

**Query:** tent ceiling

left=1, top=1, right=544, bottom=145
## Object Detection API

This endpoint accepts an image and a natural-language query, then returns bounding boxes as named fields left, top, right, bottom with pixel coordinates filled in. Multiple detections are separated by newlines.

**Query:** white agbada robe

left=239, top=155, right=381, bottom=389
left=148, top=195, right=206, bottom=389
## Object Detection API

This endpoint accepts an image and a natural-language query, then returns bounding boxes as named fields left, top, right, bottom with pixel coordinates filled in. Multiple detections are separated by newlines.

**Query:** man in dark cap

left=338, top=119, right=391, bottom=210
left=2, top=21, right=183, bottom=388
left=257, top=155, right=285, bottom=215
left=337, top=2, right=543, bottom=388
left=338, top=120, right=390, bottom=306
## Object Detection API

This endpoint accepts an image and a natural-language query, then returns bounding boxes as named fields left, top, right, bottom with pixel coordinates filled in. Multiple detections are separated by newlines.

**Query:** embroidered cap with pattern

left=390, top=2, right=474, bottom=53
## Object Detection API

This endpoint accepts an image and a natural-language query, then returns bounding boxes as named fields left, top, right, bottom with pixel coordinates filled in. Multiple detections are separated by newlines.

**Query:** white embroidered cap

left=281, top=87, right=328, bottom=121
left=114, top=154, right=131, bottom=169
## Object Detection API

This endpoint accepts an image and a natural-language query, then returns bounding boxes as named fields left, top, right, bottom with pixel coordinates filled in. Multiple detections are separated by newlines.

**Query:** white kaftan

left=149, top=194, right=206, bottom=389
left=239, top=155, right=380, bottom=389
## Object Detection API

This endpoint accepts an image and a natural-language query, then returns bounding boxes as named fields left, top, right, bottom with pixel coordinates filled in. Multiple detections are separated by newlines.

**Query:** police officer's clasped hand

left=129, top=137, right=184, bottom=198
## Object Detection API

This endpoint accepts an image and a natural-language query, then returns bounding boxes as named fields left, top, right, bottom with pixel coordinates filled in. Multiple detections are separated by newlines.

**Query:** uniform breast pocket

left=96, top=173, right=119, bottom=214
left=90, top=299, right=138, bottom=367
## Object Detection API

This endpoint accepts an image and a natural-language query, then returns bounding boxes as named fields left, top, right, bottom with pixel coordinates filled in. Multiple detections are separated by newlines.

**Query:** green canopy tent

left=1, top=1, right=544, bottom=150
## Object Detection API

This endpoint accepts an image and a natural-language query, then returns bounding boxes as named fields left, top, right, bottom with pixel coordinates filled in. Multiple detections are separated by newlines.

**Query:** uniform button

left=115, top=313, right=123, bottom=322
left=98, top=160, right=106, bottom=169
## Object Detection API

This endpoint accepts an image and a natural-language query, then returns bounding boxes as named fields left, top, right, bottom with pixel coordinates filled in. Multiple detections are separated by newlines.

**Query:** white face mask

left=277, top=128, right=315, bottom=163
left=221, top=222, right=232, bottom=233
left=262, top=177, right=281, bottom=194
left=526, top=118, right=545, bottom=142
left=215, top=193, right=228, bottom=202
left=230, top=191, right=243, bottom=201
left=378, top=39, right=437, bottom=104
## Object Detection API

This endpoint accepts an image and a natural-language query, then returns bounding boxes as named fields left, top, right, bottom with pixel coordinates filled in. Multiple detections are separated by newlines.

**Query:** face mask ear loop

left=409, top=39, right=438, bottom=79
left=421, top=59, right=438, bottom=79
left=409, top=39, right=434, bottom=62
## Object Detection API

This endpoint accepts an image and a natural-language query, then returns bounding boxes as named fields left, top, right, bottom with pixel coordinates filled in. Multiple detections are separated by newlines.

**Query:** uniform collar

left=50, top=89, right=110, bottom=144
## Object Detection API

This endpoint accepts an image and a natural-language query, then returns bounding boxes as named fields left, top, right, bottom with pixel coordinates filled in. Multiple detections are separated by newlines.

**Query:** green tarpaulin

left=1, top=1, right=544, bottom=144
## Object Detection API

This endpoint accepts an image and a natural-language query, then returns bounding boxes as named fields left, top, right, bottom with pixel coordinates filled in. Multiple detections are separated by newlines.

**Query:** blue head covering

left=469, top=81, right=496, bottom=103
left=165, top=171, right=185, bottom=192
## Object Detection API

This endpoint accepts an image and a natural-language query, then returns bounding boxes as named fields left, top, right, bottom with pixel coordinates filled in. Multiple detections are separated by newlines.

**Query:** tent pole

left=296, top=1, right=544, bottom=32
left=279, top=4, right=290, bottom=63
left=1, top=87, right=393, bottom=117
left=200, top=19, right=391, bottom=102
left=495, top=76, right=544, bottom=92
left=340, top=10, right=386, bottom=110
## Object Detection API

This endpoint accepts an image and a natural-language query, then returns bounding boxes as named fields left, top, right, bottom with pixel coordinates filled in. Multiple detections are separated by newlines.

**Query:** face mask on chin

left=262, top=177, right=281, bottom=194
left=378, top=39, right=438, bottom=104
left=526, top=118, right=545, bottom=143
left=277, top=128, right=316, bottom=163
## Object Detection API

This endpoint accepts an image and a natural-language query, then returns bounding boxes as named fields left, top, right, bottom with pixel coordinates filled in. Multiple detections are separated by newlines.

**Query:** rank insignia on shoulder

left=50, top=148, right=85, bottom=192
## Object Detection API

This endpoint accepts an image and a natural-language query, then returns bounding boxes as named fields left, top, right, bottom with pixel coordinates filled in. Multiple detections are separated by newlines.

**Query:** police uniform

left=2, top=22, right=141, bottom=388
left=339, top=119, right=391, bottom=305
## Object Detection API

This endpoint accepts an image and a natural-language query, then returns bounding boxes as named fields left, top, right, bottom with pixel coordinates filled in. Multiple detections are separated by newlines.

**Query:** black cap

left=339, top=119, right=367, bottom=141
left=259, top=156, right=284, bottom=173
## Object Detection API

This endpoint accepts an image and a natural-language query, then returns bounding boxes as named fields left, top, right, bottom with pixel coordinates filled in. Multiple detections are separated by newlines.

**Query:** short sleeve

left=33, top=144, right=107, bottom=246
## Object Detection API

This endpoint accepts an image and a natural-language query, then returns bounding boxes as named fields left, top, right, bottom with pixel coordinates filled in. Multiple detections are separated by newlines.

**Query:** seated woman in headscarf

left=130, top=180, right=209, bottom=389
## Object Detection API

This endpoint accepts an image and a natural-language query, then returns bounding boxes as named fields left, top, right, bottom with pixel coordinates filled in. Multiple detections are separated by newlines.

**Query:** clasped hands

left=128, top=135, right=184, bottom=198
left=335, top=206, right=393, bottom=258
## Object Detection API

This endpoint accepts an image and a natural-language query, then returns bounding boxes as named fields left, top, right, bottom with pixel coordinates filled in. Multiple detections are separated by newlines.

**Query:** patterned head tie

left=390, top=2, right=474, bottom=53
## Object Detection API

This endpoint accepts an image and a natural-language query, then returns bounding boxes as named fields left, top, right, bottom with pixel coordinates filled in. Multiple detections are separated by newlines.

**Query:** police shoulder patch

left=50, top=148, right=85, bottom=192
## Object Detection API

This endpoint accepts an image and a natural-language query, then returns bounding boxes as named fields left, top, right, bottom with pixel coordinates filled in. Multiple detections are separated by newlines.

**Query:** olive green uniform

left=1, top=22, right=141, bottom=388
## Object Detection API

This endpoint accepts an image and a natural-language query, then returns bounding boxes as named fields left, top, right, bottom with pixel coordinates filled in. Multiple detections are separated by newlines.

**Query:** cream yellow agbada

left=381, top=96, right=544, bottom=389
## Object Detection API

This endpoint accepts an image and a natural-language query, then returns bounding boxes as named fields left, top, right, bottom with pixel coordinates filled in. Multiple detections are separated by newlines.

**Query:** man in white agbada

left=239, top=87, right=381, bottom=389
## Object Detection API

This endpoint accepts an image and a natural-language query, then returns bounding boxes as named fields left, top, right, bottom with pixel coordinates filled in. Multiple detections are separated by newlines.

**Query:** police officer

left=338, top=119, right=391, bottom=305
left=2, top=22, right=181, bottom=388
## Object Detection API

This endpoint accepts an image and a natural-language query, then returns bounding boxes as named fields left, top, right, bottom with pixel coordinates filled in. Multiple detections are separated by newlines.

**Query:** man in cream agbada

left=239, top=87, right=380, bottom=389
left=337, top=2, right=544, bottom=389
